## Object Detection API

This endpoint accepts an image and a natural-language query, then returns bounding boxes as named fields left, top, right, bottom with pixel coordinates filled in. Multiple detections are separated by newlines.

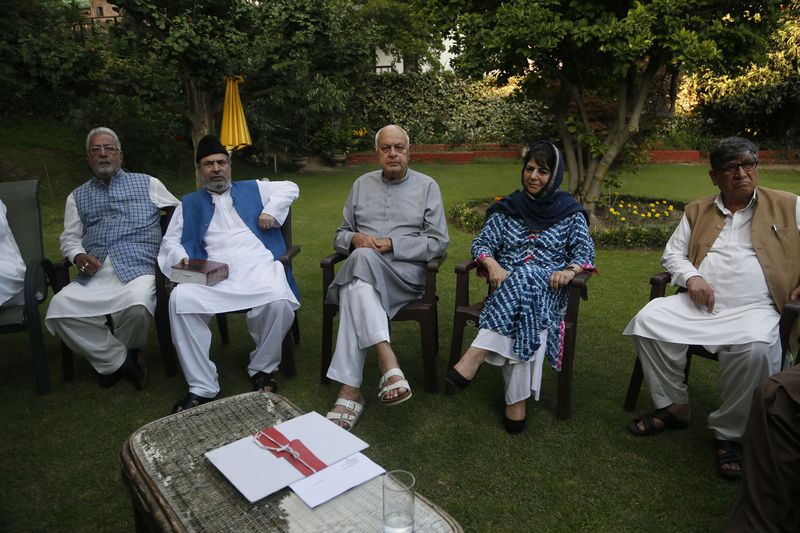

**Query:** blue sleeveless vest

left=179, top=180, right=299, bottom=299
left=73, top=170, right=161, bottom=285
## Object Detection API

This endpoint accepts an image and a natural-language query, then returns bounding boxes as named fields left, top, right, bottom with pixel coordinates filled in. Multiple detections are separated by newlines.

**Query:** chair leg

left=155, top=302, right=178, bottom=376
left=420, top=317, right=438, bottom=393
left=320, top=305, right=335, bottom=384
left=30, top=321, right=51, bottom=394
left=623, top=357, right=644, bottom=412
left=556, top=355, right=574, bottom=421
left=217, top=313, right=230, bottom=345
left=291, top=316, right=300, bottom=345
left=448, top=315, right=468, bottom=369
left=281, top=330, right=297, bottom=378
left=61, top=340, right=74, bottom=382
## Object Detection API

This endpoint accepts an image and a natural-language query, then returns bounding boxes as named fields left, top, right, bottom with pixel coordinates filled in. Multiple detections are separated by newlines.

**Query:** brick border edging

left=347, top=148, right=800, bottom=165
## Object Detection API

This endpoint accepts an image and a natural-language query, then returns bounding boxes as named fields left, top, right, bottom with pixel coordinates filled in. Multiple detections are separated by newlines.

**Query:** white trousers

left=472, top=328, right=547, bottom=405
left=48, top=305, right=150, bottom=375
left=632, top=335, right=781, bottom=441
left=326, top=279, right=391, bottom=388
left=170, top=296, right=295, bottom=397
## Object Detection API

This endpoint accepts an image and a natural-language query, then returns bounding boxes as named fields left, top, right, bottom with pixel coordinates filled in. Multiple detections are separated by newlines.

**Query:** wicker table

left=121, top=392, right=462, bottom=532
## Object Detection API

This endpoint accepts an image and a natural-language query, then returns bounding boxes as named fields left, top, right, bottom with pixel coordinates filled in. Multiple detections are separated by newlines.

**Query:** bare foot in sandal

left=326, top=385, right=365, bottom=431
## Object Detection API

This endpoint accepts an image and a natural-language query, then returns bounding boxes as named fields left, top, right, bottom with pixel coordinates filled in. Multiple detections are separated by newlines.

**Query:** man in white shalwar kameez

left=45, top=127, right=180, bottom=389
left=624, top=137, right=800, bottom=479
left=324, top=125, right=449, bottom=430
left=159, top=135, right=299, bottom=413
left=0, top=199, right=25, bottom=308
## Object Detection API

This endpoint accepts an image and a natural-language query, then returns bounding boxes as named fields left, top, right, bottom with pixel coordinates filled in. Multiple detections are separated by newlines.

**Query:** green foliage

left=447, top=200, right=486, bottom=234
left=0, top=0, right=98, bottom=112
left=420, top=0, right=783, bottom=212
left=354, top=71, right=551, bottom=144
left=694, top=12, right=800, bottom=145
left=590, top=224, right=676, bottom=249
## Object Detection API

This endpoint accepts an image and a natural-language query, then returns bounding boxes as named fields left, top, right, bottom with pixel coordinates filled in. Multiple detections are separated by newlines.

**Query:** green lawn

left=1, top=121, right=799, bottom=532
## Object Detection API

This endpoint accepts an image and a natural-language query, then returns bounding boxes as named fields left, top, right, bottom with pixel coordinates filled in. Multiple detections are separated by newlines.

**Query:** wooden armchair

left=447, top=258, right=591, bottom=420
left=622, top=272, right=800, bottom=412
left=0, top=179, right=59, bottom=394
left=53, top=206, right=178, bottom=381
left=155, top=209, right=301, bottom=378
left=319, top=253, right=446, bottom=393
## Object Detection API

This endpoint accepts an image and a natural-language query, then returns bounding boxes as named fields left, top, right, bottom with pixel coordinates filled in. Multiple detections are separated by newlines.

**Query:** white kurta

left=624, top=193, right=800, bottom=352
left=45, top=177, right=179, bottom=326
left=0, top=199, right=25, bottom=307
left=158, top=180, right=300, bottom=315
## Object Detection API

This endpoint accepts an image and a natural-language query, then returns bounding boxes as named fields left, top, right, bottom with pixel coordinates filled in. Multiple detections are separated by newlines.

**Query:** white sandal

left=378, top=368, right=412, bottom=406
left=325, top=398, right=364, bottom=431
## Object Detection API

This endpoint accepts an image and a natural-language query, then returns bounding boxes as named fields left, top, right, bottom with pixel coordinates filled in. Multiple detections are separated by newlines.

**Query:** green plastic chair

left=0, top=179, right=57, bottom=394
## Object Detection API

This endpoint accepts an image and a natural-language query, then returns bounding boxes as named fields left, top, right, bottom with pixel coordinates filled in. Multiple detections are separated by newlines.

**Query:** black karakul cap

left=195, top=135, right=228, bottom=163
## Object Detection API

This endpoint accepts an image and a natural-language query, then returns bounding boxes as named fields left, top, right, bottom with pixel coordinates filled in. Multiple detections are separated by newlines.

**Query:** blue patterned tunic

left=473, top=211, right=595, bottom=368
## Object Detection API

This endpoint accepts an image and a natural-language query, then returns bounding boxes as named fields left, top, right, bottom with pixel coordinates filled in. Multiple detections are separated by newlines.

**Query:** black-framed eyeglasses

left=718, top=159, right=758, bottom=174
left=87, top=145, right=120, bottom=156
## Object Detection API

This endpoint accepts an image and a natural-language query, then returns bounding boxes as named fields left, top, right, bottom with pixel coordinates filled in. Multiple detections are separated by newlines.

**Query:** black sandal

left=172, top=392, right=217, bottom=414
left=445, top=367, right=472, bottom=394
left=251, top=371, right=278, bottom=393
left=627, top=407, right=690, bottom=436
left=715, top=440, right=743, bottom=480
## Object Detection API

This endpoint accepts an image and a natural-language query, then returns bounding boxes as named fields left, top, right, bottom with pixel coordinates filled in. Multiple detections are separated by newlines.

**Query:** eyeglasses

left=87, top=145, right=120, bottom=156
left=718, top=160, right=758, bottom=174
left=379, top=143, right=408, bottom=154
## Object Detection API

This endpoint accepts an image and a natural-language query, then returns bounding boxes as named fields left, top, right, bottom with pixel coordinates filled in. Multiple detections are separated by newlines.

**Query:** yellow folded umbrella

left=220, top=76, right=252, bottom=151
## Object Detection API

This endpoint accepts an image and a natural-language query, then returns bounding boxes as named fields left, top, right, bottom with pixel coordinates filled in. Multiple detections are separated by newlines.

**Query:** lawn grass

left=1, top=120, right=798, bottom=532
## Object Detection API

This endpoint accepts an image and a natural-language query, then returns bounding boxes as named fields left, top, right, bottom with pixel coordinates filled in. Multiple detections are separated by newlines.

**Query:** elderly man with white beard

left=159, top=135, right=299, bottom=413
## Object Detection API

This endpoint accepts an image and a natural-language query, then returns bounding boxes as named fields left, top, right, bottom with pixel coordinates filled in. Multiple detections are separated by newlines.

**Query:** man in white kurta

left=624, top=137, right=800, bottom=478
left=325, top=125, right=449, bottom=430
left=45, top=127, right=179, bottom=389
left=0, top=199, right=25, bottom=308
left=159, top=135, right=299, bottom=413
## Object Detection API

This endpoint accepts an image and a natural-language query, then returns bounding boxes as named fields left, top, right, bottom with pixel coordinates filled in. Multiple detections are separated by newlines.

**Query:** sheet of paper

left=204, top=411, right=369, bottom=503
left=290, top=452, right=385, bottom=508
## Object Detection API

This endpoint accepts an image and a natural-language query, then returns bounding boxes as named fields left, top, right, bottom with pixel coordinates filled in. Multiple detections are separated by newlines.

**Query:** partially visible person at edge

left=446, top=141, right=595, bottom=434
left=0, top=198, right=25, bottom=308
left=726, top=365, right=800, bottom=533
left=159, top=135, right=300, bottom=414
left=324, top=124, right=450, bottom=431
left=624, top=137, right=800, bottom=479
left=45, top=127, right=180, bottom=389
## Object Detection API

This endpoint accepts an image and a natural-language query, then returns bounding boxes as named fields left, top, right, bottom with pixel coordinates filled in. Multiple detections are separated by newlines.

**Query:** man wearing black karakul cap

left=159, top=135, right=301, bottom=413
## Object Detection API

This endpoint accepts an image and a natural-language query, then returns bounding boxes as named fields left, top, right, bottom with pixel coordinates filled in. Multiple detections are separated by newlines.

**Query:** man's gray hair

left=710, top=137, right=758, bottom=170
left=86, top=127, right=122, bottom=152
left=374, top=125, right=410, bottom=151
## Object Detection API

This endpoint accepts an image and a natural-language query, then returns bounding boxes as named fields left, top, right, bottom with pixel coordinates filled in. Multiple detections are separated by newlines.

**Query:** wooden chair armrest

left=321, top=252, right=347, bottom=297
left=279, top=244, right=301, bottom=265
left=649, top=272, right=672, bottom=300
left=422, top=254, right=446, bottom=304
left=454, top=258, right=478, bottom=274
left=780, top=299, right=800, bottom=364
left=50, top=258, right=73, bottom=293
left=569, top=271, right=591, bottom=301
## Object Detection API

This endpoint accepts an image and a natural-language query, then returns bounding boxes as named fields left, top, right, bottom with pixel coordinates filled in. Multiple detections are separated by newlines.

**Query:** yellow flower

left=649, top=203, right=655, bottom=207
left=632, top=210, right=638, bottom=215
left=620, top=217, right=626, bottom=222
left=640, top=214, right=646, bottom=218
left=647, top=212, right=652, bottom=218
left=669, top=205, right=674, bottom=210
left=655, top=213, right=661, bottom=218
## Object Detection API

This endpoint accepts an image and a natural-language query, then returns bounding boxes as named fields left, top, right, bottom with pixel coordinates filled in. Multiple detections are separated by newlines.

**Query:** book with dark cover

left=169, top=259, right=229, bottom=286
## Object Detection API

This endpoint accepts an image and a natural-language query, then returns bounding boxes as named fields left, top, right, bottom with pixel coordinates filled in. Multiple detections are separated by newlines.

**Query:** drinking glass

left=383, top=470, right=415, bottom=533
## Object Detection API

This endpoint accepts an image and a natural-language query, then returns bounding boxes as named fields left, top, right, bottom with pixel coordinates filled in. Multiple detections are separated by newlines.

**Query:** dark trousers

left=726, top=365, right=800, bottom=533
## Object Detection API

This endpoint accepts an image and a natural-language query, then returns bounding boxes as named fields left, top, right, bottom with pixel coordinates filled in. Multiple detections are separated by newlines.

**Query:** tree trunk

left=182, top=75, right=215, bottom=188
